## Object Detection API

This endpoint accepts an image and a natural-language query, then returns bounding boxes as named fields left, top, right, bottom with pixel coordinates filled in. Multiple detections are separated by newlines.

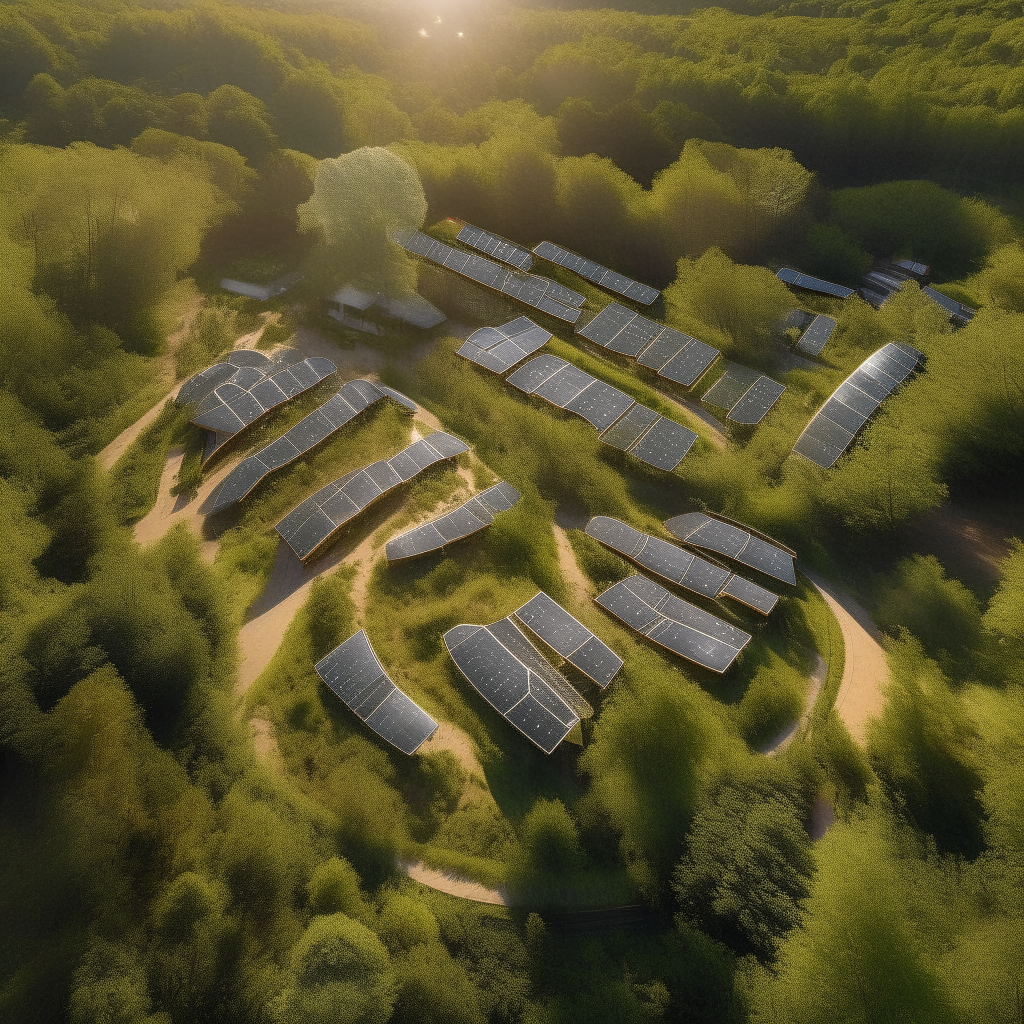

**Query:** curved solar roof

left=586, top=517, right=778, bottom=615
left=663, top=512, right=797, bottom=586
left=506, top=355, right=697, bottom=472
left=177, top=351, right=337, bottom=464
left=702, top=365, right=786, bottom=426
left=385, top=481, right=521, bottom=562
left=457, top=317, right=553, bottom=374
left=394, top=229, right=585, bottom=323
left=457, top=224, right=534, bottom=271
left=791, top=342, right=923, bottom=469
left=512, top=591, right=623, bottom=688
left=596, top=575, right=752, bottom=673
left=276, top=431, right=470, bottom=563
left=577, top=302, right=719, bottom=388
left=444, top=617, right=591, bottom=753
left=776, top=268, right=855, bottom=299
left=533, top=241, right=660, bottom=305
left=314, top=630, right=438, bottom=754
left=204, top=379, right=414, bottom=516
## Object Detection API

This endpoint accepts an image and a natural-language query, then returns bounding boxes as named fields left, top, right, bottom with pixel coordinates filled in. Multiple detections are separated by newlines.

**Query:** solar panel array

left=792, top=342, right=923, bottom=469
left=532, top=241, right=660, bottom=305
left=394, top=229, right=585, bottom=323
left=315, top=630, right=438, bottom=754
left=895, top=259, right=930, bottom=277
left=276, top=431, right=470, bottom=562
left=702, top=365, right=786, bottom=426
left=205, top=379, right=410, bottom=515
left=177, top=348, right=337, bottom=464
left=457, top=224, right=534, bottom=271
left=385, top=481, right=521, bottom=562
left=664, top=512, right=797, bottom=586
left=512, top=591, right=623, bottom=688
left=506, top=354, right=697, bottom=471
left=596, top=575, right=752, bottom=673
left=457, top=317, right=553, bottom=373
left=922, top=286, right=976, bottom=324
left=776, top=268, right=856, bottom=299
left=585, top=517, right=778, bottom=615
left=444, top=618, right=591, bottom=753
left=577, top=302, right=720, bottom=388
left=795, top=313, right=837, bottom=357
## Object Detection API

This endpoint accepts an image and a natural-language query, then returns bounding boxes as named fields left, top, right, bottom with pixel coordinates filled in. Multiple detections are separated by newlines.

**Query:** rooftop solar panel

left=444, top=622, right=582, bottom=753
left=385, top=481, right=521, bottom=561
left=512, top=591, right=623, bottom=688
left=457, top=224, right=534, bottom=271
left=314, top=630, right=438, bottom=754
left=776, top=268, right=856, bottom=299
left=795, top=314, right=837, bottom=357
left=533, top=241, right=660, bottom=305
left=394, top=229, right=583, bottom=323
left=276, top=431, right=469, bottom=562
left=791, top=343, right=923, bottom=468
left=596, top=576, right=751, bottom=672
left=664, top=512, right=797, bottom=586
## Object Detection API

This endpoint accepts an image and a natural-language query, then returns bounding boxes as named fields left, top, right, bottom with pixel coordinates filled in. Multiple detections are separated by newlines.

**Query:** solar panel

left=719, top=575, right=779, bottom=615
left=385, top=481, right=521, bottom=561
left=444, top=621, right=583, bottom=753
left=577, top=304, right=719, bottom=388
left=895, top=259, right=930, bottom=277
left=795, top=314, right=836, bottom=357
left=533, top=241, right=660, bottom=305
left=506, top=355, right=695, bottom=471
left=664, top=512, right=797, bottom=586
left=314, top=630, right=438, bottom=754
left=599, top=403, right=660, bottom=451
left=457, top=224, right=535, bottom=271
left=595, top=576, right=751, bottom=673
left=626, top=416, right=697, bottom=471
left=395, top=229, right=583, bottom=323
left=776, top=268, right=856, bottom=299
left=702, top=366, right=761, bottom=411
left=179, top=356, right=337, bottom=464
left=922, top=286, right=976, bottom=323
left=276, top=431, right=469, bottom=562
left=728, top=376, right=786, bottom=426
left=458, top=317, right=553, bottom=375
left=204, top=380, right=406, bottom=514
left=791, top=342, right=923, bottom=468
left=513, top=591, right=623, bottom=688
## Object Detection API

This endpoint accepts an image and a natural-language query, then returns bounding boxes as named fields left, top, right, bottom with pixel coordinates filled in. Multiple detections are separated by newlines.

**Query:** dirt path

left=402, top=860, right=507, bottom=906
left=553, top=523, right=593, bottom=606
left=417, top=722, right=483, bottom=777
left=801, top=569, right=889, bottom=745
left=761, top=653, right=827, bottom=755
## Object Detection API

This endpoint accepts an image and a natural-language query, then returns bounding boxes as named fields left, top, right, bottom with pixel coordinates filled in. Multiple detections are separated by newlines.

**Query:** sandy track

left=417, top=722, right=483, bottom=777
left=801, top=569, right=889, bottom=745
left=402, top=860, right=507, bottom=905
left=762, top=653, right=828, bottom=755
left=553, top=523, right=593, bottom=606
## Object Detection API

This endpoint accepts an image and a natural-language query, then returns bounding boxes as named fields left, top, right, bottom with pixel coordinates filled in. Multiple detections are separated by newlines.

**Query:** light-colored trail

left=417, top=722, right=483, bottom=777
left=801, top=569, right=889, bottom=745
left=401, top=860, right=507, bottom=906
left=553, top=523, right=593, bottom=606
left=762, top=653, right=828, bottom=755
left=99, top=395, right=176, bottom=470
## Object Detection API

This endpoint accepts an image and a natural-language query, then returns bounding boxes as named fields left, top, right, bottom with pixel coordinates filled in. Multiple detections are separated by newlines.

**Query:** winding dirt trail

left=762, top=653, right=828, bottom=755
left=801, top=569, right=889, bottom=745
left=402, top=860, right=507, bottom=905
left=553, top=523, right=593, bottom=607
